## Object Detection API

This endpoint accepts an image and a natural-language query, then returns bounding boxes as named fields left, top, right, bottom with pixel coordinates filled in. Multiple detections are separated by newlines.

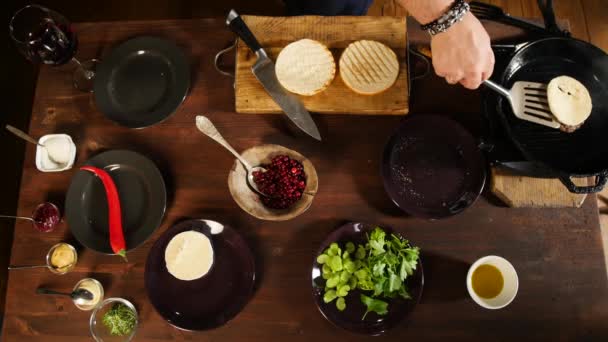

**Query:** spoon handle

left=36, top=288, right=70, bottom=297
left=195, top=116, right=253, bottom=170
left=0, top=215, right=34, bottom=222
left=5, top=125, right=42, bottom=146
left=9, top=265, right=48, bottom=270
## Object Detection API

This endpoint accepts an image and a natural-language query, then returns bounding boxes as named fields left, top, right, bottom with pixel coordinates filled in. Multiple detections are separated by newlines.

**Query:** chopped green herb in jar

left=102, top=303, right=136, bottom=336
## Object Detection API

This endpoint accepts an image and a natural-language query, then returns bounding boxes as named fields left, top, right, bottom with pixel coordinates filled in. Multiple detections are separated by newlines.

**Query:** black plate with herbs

left=311, top=222, right=424, bottom=335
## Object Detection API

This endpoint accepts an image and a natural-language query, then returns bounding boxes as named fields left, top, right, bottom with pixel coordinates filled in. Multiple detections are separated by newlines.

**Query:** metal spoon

left=5, top=125, right=64, bottom=164
left=36, top=288, right=94, bottom=306
left=195, top=115, right=268, bottom=197
left=0, top=215, right=36, bottom=223
left=8, top=265, right=48, bottom=270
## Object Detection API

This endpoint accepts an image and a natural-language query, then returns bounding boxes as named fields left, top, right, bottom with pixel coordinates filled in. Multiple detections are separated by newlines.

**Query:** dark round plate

left=311, top=222, right=424, bottom=335
left=93, top=36, right=190, bottom=128
left=381, top=115, right=486, bottom=219
left=145, top=219, right=256, bottom=331
left=65, top=150, right=166, bottom=254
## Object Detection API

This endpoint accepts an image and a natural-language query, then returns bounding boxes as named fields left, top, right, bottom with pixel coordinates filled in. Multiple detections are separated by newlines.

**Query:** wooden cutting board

left=234, top=15, right=408, bottom=115
left=490, top=168, right=590, bottom=208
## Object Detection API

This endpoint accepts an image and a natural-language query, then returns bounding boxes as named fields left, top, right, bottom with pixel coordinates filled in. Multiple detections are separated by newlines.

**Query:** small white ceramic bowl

left=35, top=134, right=77, bottom=172
left=466, top=255, right=518, bottom=309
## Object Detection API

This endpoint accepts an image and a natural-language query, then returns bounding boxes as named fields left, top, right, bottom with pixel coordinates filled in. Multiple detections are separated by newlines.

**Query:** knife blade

left=226, top=9, right=322, bottom=141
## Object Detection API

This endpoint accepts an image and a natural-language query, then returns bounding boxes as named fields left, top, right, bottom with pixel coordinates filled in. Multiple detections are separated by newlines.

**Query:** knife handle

left=226, top=9, right=262, bottom=54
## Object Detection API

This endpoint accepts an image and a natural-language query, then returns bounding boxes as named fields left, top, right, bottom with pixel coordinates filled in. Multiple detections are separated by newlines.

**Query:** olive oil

left=472, top=264, right=504, bottom=299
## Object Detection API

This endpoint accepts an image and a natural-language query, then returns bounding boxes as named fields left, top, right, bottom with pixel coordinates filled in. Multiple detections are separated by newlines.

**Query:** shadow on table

left=419, top=251, right=470, bottom=304
left=278, top=218, right=349, bottom=322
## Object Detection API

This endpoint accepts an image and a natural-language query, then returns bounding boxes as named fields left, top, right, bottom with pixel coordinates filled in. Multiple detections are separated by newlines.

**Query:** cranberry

left=32, top=202, right=61, bottom=233
left=252, top=155, right=307, bottom=210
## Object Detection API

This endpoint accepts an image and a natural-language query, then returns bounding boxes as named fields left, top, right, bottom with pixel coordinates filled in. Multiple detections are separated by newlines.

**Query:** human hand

left=430, top=12, right=494, bottom=89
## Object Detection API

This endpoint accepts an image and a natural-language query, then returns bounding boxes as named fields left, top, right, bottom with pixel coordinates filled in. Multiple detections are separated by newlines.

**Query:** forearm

left=397, top=0, right=453, bottom=24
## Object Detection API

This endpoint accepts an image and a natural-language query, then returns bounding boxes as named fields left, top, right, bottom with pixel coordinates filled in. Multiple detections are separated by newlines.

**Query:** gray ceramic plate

left=93, top=36, right=190, bottom=128
left=66, top=150, right=166, bottom=254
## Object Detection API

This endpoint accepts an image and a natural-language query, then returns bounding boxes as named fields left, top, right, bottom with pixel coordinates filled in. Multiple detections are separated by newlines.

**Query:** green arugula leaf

left=361, top=294, right=388, bottom=319
left=372, top=262, right=386, bottom=277
left=337, top=284, right=350, bottom=297
left=328, top=255, right=343, bottom=272
left=326, top=275, right=340, bottom=288
left=345, top=242, right=355, bottom=254
left=336, top=297, right=346, bottom=311
left=355, top=245, right=366, bottom=260
left=388, top=273, right=402, bottom=292
left=323, top=290, right=338, bottom=303
left=316, top=254, right=329, bottom=264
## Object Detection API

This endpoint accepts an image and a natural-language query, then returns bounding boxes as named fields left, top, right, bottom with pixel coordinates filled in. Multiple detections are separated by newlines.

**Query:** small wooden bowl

left=228, top=144, right=318, bottom=221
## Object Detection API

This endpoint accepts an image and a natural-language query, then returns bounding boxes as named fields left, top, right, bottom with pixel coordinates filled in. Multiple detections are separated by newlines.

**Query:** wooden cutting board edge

left=490, top=168, right=591, bottom=208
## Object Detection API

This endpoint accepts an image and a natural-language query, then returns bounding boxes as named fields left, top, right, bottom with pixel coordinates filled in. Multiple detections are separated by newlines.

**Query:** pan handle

left=537, top=0, right=570, bottom=36
left=214, top=39, right=237, bottom=78
left=559, top=172, right=608, bottom=194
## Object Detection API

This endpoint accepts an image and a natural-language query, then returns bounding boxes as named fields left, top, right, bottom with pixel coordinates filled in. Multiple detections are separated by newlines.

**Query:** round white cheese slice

left=165, top=230, right=214, bottom=281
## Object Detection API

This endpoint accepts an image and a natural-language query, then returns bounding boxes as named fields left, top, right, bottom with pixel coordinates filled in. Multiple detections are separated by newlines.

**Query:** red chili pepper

left=80, top=166, right=127, bottom=261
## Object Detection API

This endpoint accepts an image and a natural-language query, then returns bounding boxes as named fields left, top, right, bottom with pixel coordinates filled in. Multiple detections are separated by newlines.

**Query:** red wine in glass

left=10, top=5, right=98, bottom=92
left=26, top=19, right=78, bottom=66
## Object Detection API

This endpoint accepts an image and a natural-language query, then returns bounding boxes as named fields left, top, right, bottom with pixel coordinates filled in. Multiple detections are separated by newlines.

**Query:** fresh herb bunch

left=102, top=303, right=137, bottom=336
left=316, top=227, right=420, bottom=319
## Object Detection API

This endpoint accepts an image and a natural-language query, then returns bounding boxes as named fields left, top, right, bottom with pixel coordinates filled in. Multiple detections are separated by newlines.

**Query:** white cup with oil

left=467, top=255, right=518, bottom=309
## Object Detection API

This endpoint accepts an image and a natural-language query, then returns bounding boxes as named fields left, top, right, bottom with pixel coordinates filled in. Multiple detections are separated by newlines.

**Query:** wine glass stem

left=72, top=57, right=94, bottom=80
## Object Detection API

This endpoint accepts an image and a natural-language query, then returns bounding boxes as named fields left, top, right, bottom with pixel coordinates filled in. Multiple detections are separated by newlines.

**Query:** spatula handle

left=226, top=9, right=262, bottom=54
left=483, top=80, right=511, bottom=99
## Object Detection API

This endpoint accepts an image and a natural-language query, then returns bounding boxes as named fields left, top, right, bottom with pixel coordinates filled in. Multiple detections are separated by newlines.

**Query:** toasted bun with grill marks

left=339, top=40, right=399, bottom=95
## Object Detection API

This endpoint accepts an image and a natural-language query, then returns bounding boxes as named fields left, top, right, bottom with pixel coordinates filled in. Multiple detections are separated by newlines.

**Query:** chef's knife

left=226, top=9, right=322, bottom=141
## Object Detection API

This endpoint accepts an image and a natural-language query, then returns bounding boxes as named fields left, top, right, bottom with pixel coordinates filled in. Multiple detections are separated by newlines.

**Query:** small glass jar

left=73, top=278, right=104, bottom=311
left=46, top=242, right=77, bottom=275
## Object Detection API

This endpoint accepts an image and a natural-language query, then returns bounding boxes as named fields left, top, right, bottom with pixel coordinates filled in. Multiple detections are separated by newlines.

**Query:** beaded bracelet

left=420, top=0, right=471, bottom=36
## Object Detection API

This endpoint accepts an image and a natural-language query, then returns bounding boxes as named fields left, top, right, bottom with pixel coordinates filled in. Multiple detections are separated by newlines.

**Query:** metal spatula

left=484, top=80, right=561, bottom=129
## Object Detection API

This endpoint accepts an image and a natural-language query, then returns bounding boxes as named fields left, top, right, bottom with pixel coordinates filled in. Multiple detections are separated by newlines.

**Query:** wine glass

left=9, top=4, right=98, bottom=92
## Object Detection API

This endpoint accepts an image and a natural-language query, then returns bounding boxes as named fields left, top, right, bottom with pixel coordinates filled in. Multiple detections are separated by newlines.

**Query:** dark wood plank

left=479, top=0, right=525, bottom=17
left=581, top=0, right=608, bottom=52
left=521, top=0, right=590, bottom=40
left=2, top=18, right=608, bottom=341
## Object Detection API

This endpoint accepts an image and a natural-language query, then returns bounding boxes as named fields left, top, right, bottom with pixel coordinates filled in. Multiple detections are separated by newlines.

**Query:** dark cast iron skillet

left=484, top=0, right=608, bottom=193
left=490, top=2, right=608, bottom=193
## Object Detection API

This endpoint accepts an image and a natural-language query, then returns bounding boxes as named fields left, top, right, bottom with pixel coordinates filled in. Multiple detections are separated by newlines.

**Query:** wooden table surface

left=3, top=18, right=608, bottom=341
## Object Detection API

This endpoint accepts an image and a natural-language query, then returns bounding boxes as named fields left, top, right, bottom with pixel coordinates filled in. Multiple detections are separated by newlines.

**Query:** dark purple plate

left=381, top=115, right=486, bottom=219
left=311, top=222, right=423, bottom=335
left=145, top=219, right=255, bottom=331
